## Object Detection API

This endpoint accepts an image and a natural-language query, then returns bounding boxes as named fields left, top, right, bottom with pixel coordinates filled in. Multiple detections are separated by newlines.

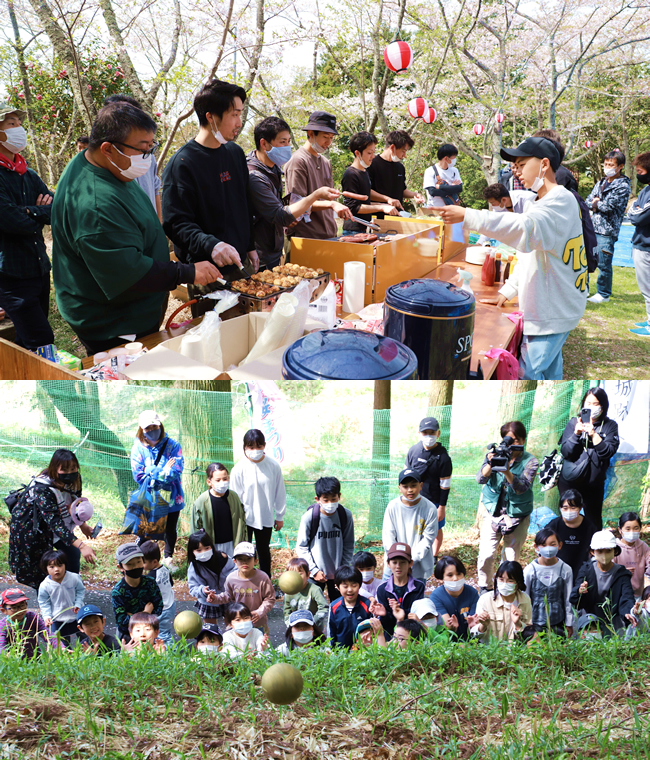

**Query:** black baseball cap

left=500, top=137, right=561, bottom=172
left=302, top=111, right=338, bottom=135
left=419, top=417, right=440, bottom=432
left=398, top=468, right=421, bottom=484
left=196, top=623, right=222, bottom=642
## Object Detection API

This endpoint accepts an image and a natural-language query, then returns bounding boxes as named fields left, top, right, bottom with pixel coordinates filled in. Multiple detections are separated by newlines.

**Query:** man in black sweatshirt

left=52, top=102, right=221, bottom=355
left=163, top=79, right=257, bottom=315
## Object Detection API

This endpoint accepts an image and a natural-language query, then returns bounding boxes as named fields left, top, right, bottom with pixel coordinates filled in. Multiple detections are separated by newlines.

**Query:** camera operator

left=557, top=387, right=619, bottom=531
left=475, top=421, right=538, bottom=593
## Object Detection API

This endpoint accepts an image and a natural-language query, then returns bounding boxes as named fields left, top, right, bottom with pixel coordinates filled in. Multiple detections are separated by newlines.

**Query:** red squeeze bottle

left=483, top=252, right=496, bottom=287
left=481, top=251, right=492, bottom=284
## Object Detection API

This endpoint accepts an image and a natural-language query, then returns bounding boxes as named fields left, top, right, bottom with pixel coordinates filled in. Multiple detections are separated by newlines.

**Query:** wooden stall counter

left=0, top=339, right=85, bottom=379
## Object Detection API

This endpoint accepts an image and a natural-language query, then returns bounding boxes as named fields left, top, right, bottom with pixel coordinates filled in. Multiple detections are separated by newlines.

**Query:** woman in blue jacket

left=131, top=410, right=184, bottom=570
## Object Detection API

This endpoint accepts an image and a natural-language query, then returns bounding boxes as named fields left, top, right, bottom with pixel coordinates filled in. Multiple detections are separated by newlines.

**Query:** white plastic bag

left=308, top=280, right=337, bottom=329
left=179, top=292, right=238, bottom=369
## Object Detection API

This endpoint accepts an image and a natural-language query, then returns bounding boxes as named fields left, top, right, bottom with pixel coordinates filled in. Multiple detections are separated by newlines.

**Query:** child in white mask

left=472, top=561, right=532, bottom=641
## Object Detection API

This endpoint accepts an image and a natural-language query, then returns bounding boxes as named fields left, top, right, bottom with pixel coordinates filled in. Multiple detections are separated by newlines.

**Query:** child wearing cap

left=125, top=612, right=165, bottom=654
left=352, top=618, right=387, bottom=650
left=195, top=623, right=223, bottom=656
left=277, top=609, right=327, bottom=655
left=186, top=530, right=234, bottom=625
left=354, top=551, right=382, bottom=599
left=570, top=530, right=636, bottom=636
left=328, top=566, right=374, bottom=649
left=373, top=543, right=425, bottom=637
left=296, top=476, right=355, bottom=601
left=282, top=557, right=329, bottom=631
left=76, top=605, right=122, bottom=655
left=382, top=469, right=438, bottom=582
left=613, top=512, right=650, bottom=598
left=0, top=588, right=59, bottom=658
left=438, top=136, right=587, bottom=380
left=429, top=556, right=479, bottom=639
left=111, top=543, right=164, bottom=644
left=141, top=540, right=176, bottom=643
left=37, top=548, right=85, bottom=644
left=405, top=417, right=453, bottom=565
left=214, top=541, right=275, bottom=632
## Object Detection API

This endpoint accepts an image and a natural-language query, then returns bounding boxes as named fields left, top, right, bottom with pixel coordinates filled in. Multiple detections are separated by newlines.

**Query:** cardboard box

left=123, top=312, right=323, bottom=381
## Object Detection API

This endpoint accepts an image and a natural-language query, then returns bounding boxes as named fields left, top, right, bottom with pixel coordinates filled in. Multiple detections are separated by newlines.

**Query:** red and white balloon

left=407, top=97, right=428, bottom=119
left=422, top=107, right=437, bottom=124
left=584, top=140, right=593, bottom=148
left=473, top=123, right=484, bottom=135
left=495, top=112, right=505, bottom=124
left=384, top=41, right=413, bottom=73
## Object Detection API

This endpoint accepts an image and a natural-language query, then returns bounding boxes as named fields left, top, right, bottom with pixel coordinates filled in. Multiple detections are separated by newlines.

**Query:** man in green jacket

left=0, top=102, right=55, bottom=350
left=475, top=421, right=539, bottom=593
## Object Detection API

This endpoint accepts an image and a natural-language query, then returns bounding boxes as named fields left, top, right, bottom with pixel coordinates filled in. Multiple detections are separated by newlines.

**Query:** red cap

left=386, top=543, right=412, bottom=561
left=1, top=588, right=28, bottom=605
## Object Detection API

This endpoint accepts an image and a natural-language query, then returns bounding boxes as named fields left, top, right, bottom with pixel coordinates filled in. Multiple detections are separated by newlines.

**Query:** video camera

left=487, top=435, right=524, bottom=472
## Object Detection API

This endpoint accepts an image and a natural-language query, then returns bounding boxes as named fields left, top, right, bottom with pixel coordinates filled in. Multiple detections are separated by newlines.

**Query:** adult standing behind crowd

left=247, top=116, right=339, bottom=270
left=130, top=410, right=185, bottom=571
left=163, top=80, right=257, bottom=316
left=8, top=449, right=96, bottom=589
left=367, top=130, right=424, bottom=213
left=52, top=102, right=220, bottom=355
left=230, top=429, right=286, bottom=582
left=0, top=102, right=55, bottom=351
left=284, top=111, right=353, bottom=241
left=627, top=152, right=650, bottom=338
left=558, top=387, right=619, bottom=531
left=475, top=421, right=538, bottom=593
left=103, top=95, right=162, bottom=220
left=586, top=150, right=631, bottom=304
left=341, top=131, right=399, bottom=234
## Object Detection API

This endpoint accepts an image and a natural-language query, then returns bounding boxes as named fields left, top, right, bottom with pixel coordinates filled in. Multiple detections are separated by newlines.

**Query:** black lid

left=384, top=279, right=475, bottom=317
left=282, top=329, right=418, bottom=379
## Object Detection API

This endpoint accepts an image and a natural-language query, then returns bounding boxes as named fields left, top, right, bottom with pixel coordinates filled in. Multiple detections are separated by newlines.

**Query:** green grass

left=559, top=266, right=650, bottom=379
left=1, top=633, right=649, bottom=758
left=48, top=275, right=84, bottom=357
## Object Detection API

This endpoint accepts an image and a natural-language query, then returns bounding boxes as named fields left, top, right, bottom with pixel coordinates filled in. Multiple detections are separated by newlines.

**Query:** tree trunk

left=427, top=381, right=454, bottom=408
left=496, top=381, right=538, bottom=433
left=369, top=381, right=391, bottom=533
left=543, top=381, right=574, bottom=511
left=173, top=381, right=234, bottom=531
left=240, top=0, right=265, bottom=130
left=34, top=383, right=61, bottom=432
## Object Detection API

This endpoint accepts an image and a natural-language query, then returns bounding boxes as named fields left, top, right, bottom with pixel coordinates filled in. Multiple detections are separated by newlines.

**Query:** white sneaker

left=587, top=293, right=609, bottom=303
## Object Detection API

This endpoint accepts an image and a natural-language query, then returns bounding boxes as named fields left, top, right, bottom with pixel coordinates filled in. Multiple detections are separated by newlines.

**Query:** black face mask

left=58, top=471, right=79, bottom=484
left=124, top=567, right=144, bottom=579
left=637, top=173, right=650, bottom=184
left=144, top=429, right=162, bottom=443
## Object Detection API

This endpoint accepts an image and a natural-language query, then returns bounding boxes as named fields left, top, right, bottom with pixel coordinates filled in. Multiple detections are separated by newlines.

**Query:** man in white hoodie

left=439, top=137, right=587, bottom=380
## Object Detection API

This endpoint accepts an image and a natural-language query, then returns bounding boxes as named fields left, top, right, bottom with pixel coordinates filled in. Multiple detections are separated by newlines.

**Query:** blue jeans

left=519, top=332, right=570, bottom=380
left=595, top=234, right=615, bottom=298
left=157, top=602, right=176, bottom=643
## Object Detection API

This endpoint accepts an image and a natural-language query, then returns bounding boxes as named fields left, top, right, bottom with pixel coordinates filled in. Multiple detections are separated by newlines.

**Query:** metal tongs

left=350, top=215, right=381, bottom=231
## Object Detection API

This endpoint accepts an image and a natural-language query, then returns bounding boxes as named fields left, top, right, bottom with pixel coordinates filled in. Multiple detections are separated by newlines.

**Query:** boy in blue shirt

left=328, top=566, right=372, bottom=649
left=429, top=556, right=479, bottom=639
left=373, top=543, right=425, bottom=636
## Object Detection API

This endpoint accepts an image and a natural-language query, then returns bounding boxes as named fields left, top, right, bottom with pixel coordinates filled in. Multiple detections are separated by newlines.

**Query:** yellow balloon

left=278, top=570, right=304, bottom=595
left=173, top=610, right=203, bottom=638
left=261, top=663, right=304, bottom=705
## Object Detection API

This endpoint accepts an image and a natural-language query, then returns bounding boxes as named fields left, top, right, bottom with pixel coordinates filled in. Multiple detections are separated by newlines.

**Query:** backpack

left=307, top=503, right=348, bottom=544
left=5, top=478, right=54, bottom=532
left=569, top=189, right=598, bottom=273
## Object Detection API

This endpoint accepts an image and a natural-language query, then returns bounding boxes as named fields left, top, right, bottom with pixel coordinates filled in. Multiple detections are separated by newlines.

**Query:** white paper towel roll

left=342, top=261, right=365, bottom=314
left=180, top=333, right=204, bottom=364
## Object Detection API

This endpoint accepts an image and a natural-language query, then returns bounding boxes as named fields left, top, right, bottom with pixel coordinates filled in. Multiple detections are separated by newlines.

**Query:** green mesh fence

left=0, top=381, right=647, bottom=551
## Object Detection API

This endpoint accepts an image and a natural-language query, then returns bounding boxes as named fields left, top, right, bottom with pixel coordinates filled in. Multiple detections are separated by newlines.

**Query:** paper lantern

left=495, top=112, right=505, bottom=124
left=473, top=124, right=484, bottom=135
left=422, top=107, right=437, bottom=124
left=408, top=97, right=428, bottom=119
left=384, top=41, right=413, bottom=73
left=584, top=140, right=593, bottom=148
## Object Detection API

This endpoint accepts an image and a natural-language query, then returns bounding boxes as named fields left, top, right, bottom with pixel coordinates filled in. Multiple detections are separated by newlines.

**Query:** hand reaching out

left=370, top=599, right=387, bottom=617
left=578, top=580, right=589, bottom=595
left=144, top=602, right=154, bottom=614
left=260, top=633, right=270, bottom=651
left=251, top=610, right=260, bottom=625
left=445, top=614, right=459, bottom=631
left=388, top=598, right=405, bottom=621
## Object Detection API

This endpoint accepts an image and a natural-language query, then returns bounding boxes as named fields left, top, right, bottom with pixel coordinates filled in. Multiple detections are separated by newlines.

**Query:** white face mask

left=110, top=145, right=152, bottom=180
left=422, top=434, right=438, bottom=448
left=530, top=163, right=546, bottom=192
left=194, top=548, right=213, bottom=562
left=449, top=157, right=457, bottom=167
left=497, top=581, right=517, bottom=597
left=589, top=404, right=602, bottom=420
left=208, top=117, right=228, bottom=145
left=537, top=546, right=559, bottom=559
left=443, top=579, right=465, bottom=593
left=233, top=620, right=253, bottom=635
left=310, top=140, right=327, bottom=155
left=582, top=631, right=602, bottom=640
left=356, top=153, right=371, bottom=169
left=562, top=509, right=580, bottom=522
left=246, top=449, right=264, bottom=462
left=604, top=167, right=617, bottom=177
left=292, top=629, right=313, bottom=644
left=213, top=480, right=229, bottom=494
left=422, top=618, right=438, bottom=628
left=319, top=502, right=338, bottom=515
left=401, top=494, right=419, bottom=504
left=361, top=570, right=375, bottom=583
left=390, top=149, right=402, bottom=163
left=623, top=531, right=640, bottom=542
left=0, top=126, right=28, bottom=154
left=198, top=644, right=221, bottom=655
left=492, top=204, right=508, bottom=213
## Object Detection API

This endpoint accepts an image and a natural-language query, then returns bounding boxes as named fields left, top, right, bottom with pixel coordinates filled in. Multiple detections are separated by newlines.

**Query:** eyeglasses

left=6, top=602, right=28, bottom=611
left=112, top=141, right=159, bottom=157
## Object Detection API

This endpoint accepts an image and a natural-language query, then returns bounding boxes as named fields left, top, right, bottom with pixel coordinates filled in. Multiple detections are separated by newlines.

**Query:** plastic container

left=282, top=329, right=418, bottom=379
left=383, top=278, right=475, bottom=380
